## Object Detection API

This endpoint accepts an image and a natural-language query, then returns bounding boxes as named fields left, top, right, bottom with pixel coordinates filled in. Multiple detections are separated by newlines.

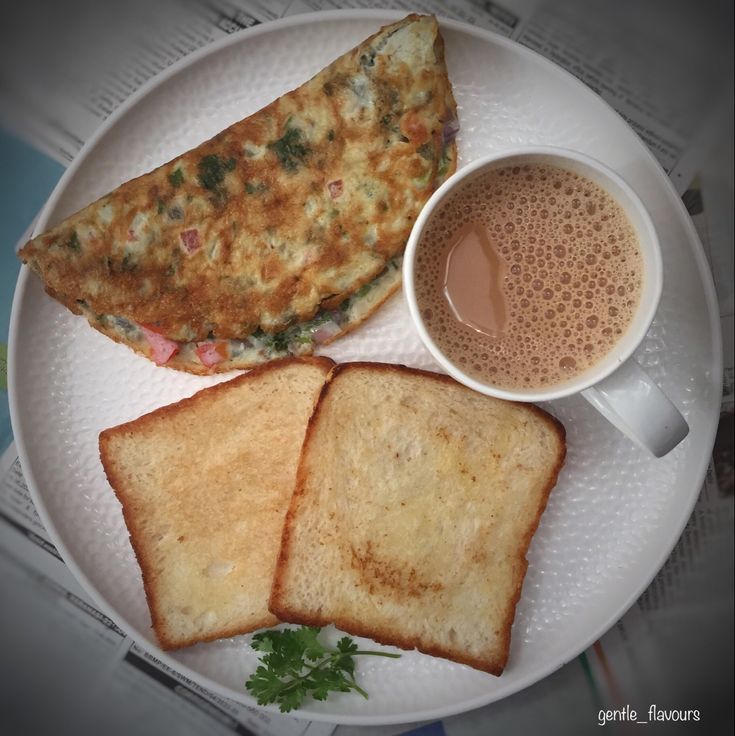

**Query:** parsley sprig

left=245, top=626, right=401, bottom=713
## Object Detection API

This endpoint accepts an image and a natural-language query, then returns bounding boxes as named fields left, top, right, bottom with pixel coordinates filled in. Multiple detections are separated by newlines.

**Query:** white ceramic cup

left=403, top=146, right=689, bottom=457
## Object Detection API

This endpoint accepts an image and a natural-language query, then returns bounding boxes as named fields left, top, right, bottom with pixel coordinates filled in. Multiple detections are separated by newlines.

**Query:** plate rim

left=8, top=8, right=724, bottom=726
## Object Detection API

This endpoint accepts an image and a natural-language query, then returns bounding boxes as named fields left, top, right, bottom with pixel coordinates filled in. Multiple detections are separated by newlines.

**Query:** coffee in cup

left=404, top=147, right=689, bottom=457
left=413, top=161, right=643, bottom=391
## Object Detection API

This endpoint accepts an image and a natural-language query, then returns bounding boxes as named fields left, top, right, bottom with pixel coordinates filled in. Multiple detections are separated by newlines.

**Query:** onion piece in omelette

left=18, top=14, right=459, bottom=374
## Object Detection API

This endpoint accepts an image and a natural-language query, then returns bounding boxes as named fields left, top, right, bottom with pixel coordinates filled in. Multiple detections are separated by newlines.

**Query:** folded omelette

left=18, top=14, right=458, bottom=373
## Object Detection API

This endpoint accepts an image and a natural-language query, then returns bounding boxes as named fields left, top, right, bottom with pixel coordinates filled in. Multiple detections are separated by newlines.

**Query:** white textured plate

left=9, top=10, right=722, bottom=726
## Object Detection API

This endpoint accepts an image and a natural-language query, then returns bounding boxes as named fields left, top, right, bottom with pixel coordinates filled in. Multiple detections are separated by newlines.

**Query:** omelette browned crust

left=18, top=14, right=458, bottom=373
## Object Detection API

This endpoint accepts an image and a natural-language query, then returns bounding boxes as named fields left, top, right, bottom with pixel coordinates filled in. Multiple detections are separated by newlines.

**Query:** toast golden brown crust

left=269, top=362, right=566, bottom=675
left=100, top=356, right=335, bottom=649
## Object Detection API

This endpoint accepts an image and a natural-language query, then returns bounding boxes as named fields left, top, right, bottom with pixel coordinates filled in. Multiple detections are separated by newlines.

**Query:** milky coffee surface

left=415, top=163, right=643, bottom=390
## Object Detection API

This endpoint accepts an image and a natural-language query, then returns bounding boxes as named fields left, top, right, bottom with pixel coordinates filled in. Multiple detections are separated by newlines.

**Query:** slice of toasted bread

left=99, top=356, right=334, bottom=650
left=269, top=362, right=566, bottom=675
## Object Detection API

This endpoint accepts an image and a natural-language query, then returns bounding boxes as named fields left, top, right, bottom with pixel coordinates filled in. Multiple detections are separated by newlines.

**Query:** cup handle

left=581, top=359, right=689, bottom=457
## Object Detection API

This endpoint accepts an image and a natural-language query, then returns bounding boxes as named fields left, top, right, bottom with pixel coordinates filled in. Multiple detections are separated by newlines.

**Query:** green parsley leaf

left=336, top=636, right=359, bottom=655
left=247, top=665, right=282, bottom=700
left=168, top=168, right=184, bottom=187
left=295, top=625, right=328, bottom=662
left=198, top=154, right=236, bottom=193
left=268, top=127, right=310, bottom=172
left=66, top=230, right=81, bottom=251
left=251, top=630, right=275, bottom=653
left=245, top=626, right=400, bottom=713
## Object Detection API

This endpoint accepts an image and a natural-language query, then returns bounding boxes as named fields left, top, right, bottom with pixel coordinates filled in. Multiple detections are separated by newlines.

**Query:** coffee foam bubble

left=415, top=162, right=643, bottom=391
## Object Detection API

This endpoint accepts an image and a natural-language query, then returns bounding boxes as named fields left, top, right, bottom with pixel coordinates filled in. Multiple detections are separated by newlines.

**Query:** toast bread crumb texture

left=99, top=356, right=334, bottom=649
left=270, top=362, right=566, bottom=674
